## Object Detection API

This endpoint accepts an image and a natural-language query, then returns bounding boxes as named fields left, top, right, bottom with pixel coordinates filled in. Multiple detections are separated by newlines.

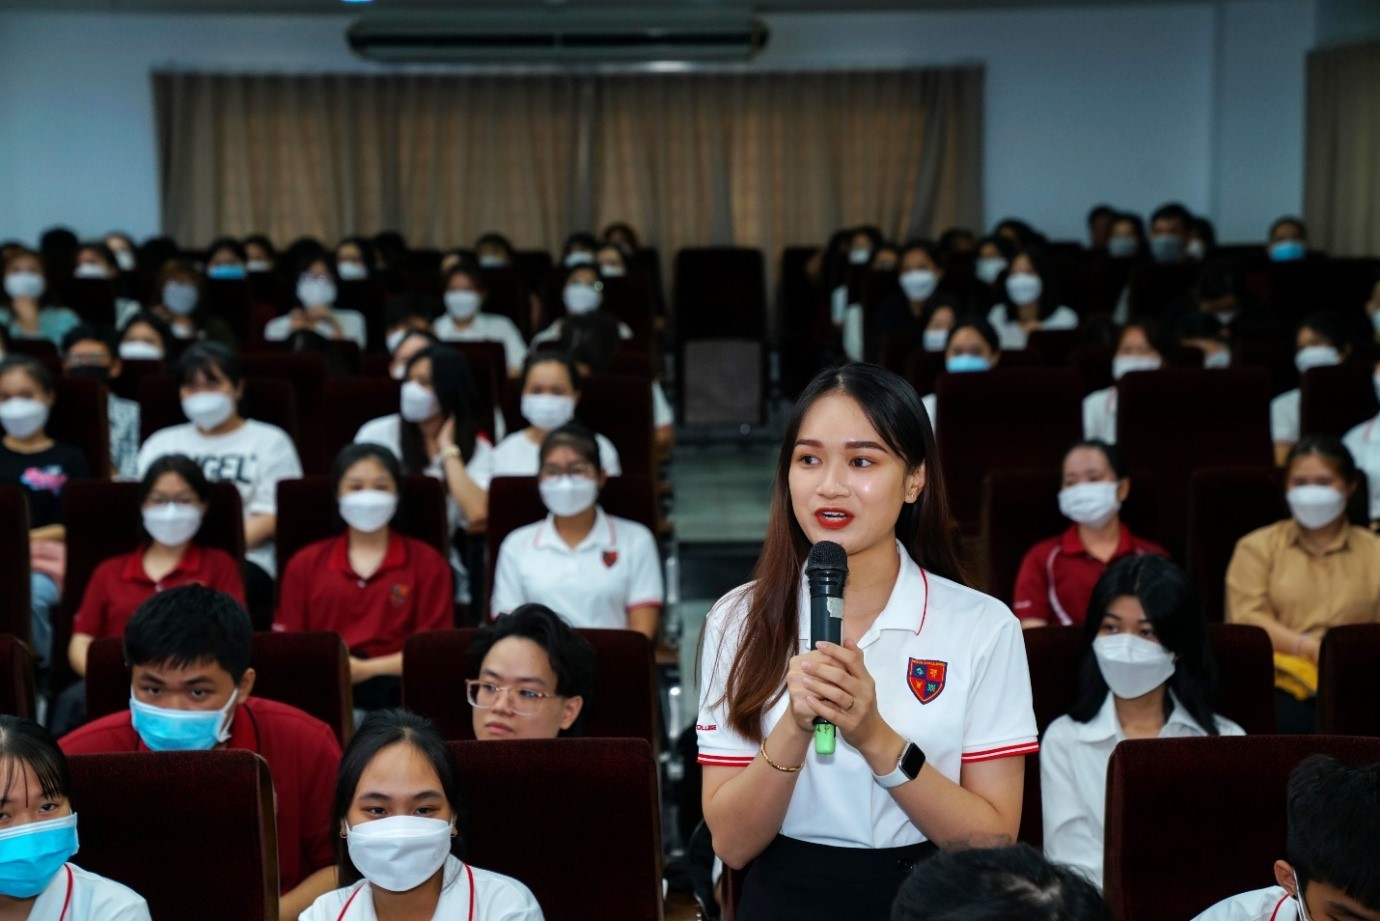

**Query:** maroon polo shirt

left=1012, top=524, right=1168, bottom=626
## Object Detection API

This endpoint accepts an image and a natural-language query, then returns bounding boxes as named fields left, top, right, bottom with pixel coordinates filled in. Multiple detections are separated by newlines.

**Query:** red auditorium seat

left=1070, top=344, right=1114, bottom=395
left=1299, top=362, right=1380, bottom=439
left=450, top=738, right=662, bottom=921
left=50, top=376, right=110, bottom=479
left=0, top=634, right=35, bottom=719
left=1105, top=735, right=1380, bottom=920
left=240, top=351, right=328, bottom=472
left=1265, top=257, right=1380, bottom=327
left=137, top=376, right=299, bottom=445
left=109, top=358, right=167, bottom=403
left=1234, top=338, right=1299, bottom=398
left=673, top=247, right=767, bottom=425
left=204, top=278, right=253, bottom=344
left=478, top=267, right=537, bottom=340
left=0, top=486, right=32, bottom=645
left=402, top=627, right=656, bottom=744
left=68, top=750, right=278, bottom=921
left=448, top=340, right=505, bottom=436
left=61, top=277, right=118, bottom=326
left=1026, top=328, right=1081, bottom=366
left=1318, top=624, right=1380, bottom=736
left=320, top=377, right=402, bottom=463
left=1127, top=262, right=1200, bottom=317
left=500, top=374, right=655, bottom=479
left=6, top=338, right=62, bottom=378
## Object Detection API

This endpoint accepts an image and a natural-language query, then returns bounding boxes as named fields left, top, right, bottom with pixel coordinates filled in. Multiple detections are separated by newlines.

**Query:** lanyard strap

left=334, top=884, right=365, bottom=921
left=57, top=864, right=73, bottom=921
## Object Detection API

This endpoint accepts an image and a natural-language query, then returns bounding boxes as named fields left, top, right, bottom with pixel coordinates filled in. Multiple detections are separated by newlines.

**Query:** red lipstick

left=814, top=508, right=853, bottom=530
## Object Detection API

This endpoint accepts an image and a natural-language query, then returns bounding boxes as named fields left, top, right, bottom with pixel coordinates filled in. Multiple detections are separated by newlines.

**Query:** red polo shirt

left=1012, top=524, right=1168, bottom=626
left=59, top=696, right=339, bottom=892
left=71, top=543, right=246, bottom=639
left=273, top=530, right=453, bottom=659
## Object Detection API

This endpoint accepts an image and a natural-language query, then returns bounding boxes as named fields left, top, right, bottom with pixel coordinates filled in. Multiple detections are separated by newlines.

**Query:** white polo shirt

left=921, top=393, right=937, bottom=435
left=263, top=308, right=367, bottom=349
left=490, top=507, right=663, bottom=629
left=1343, top=413, right=1380, bottom=519
left=434, top=313, right=529, bottom=376
left=1193, top=887, right=1297, bottom=921
left=1270, top=388, right=1301, bottom=444
left=1082, top=386, right=1118, bottom=444
left=32, top=863, right=151, bottom=920
left=491, top=430, right=622, bottom=478
left=987, top=304, right=1079, bottom=350
left=301, top=856, right=543, bottom=921
left=652, top=382, right=673, bottom=430
left=696, top=542, right=1039, bottom=849
left=530, top=317, right=633, bottom=346
left=1041, top=693, right=1245, bottom=890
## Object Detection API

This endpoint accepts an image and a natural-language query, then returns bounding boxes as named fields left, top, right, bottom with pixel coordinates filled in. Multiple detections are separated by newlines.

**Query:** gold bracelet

left=439, top=445, right=462, bottom=461
left=760, top=739, right=804, bottom=773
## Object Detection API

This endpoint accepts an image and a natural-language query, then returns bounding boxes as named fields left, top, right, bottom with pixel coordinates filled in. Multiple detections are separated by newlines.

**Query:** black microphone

left=805, top=541, right=848, bottom=755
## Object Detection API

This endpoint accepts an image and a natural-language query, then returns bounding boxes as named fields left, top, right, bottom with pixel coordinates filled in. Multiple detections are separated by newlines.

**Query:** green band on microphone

left=814, top=722, right=836, bottom=755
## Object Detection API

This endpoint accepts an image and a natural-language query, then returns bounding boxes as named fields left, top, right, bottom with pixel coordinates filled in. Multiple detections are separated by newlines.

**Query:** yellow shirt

left=1225, top=519, right=1380, bottom=637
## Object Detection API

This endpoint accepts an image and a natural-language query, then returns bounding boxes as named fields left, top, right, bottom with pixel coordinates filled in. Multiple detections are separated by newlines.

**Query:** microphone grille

left=805, top=540, right=848, bottom=574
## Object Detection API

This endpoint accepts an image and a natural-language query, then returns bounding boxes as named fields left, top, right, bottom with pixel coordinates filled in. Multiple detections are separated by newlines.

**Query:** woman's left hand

left=800, top=639, right=885, bottom=752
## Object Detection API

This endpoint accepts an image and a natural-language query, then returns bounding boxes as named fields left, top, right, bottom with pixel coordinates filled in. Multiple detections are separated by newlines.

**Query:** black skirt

left=736, top=835, right=939, bottom=921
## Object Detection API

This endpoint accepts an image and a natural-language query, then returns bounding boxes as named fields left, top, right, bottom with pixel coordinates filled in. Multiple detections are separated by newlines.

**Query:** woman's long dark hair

left=718, top=362, right=967, bottom=742
left=1068, top=555, right=1222, bottom=734
left=399, top=345, right=480, bottom=476
left=998, top=246, right=1062, bottom=321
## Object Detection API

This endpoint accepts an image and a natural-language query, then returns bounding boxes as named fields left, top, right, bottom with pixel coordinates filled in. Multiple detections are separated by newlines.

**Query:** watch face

left=900, top=743, right=926, bottom=779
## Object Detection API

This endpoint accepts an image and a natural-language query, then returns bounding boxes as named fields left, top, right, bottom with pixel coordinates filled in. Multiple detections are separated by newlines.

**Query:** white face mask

left=478, top=254, right=506, bottom=269
left=1058, top=481, right=1121, bottom=528
left=899, top=270, right=938, bottom=303
left=564, top=251, right=595, bottom=268
left=336, top=261, right=367, bottom=281
left=142, top=503, right=204, bottom=546
left=1203, top=348, right=1232, bottom=370
left=1093, top=633, right=1176, bottom=700
left=400, top=380, right=440, bottom=423
left=114, top=249, right=137, bottom=272
left=181, top=392, right=234, bottom=431
left=338, top=490, right=398, bottom=533
left=1112, top=355, right=1162, bottom=381
left=297, top=277, right=336, bottom=308
left=346, top=815, right=454, bottom=894
left=246, top=259, right=273, bottom=274
left=521, top=393, right=575, bottom=431
left=975, top=256, right=1007, bottom=285
left=1107, top=236, right=1139, bottom=259
left=74, top=262, right=110, bottom=280
left=1005, top=272, right=1043, bottom=306
left=540, top=474, right=599, bottom=518
left=599, top=264, right=626, bottom=279
left=0, top=398, right=49, bottom=439
left=119, top=341, right=164, bottom=361
left=563, top=283, right=602, bottom=316
left=4, top=271, right=45, bottom=301
left=1294, top=345, right=1340, bottom=375
left=385, top=329, right=408, bottom=354
left=1287, top=485, right=1346, bottom=530
left=444, top=290, right=481, bottom=321
left=162, top=281, right=199, bottom=316
left=848, top=247, right=872, bottom=265
left=922, top=328, right=949, bottom=352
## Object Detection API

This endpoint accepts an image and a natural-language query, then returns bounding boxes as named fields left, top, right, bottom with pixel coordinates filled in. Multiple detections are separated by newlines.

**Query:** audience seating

left=500, top=373, right=655, bottom=479
left=934, top=368, right=1084, bottom=533
left=1070, top=345, right=1114, bottom=395
left=1299, top=362, right=1380, bottom=439
left=1264, top=257, right=1380, bottom=327
left=448, top=340, right=505, bottom=437
left=1104, top=735, right=1380, bottom=920
left=85, top=631, right=354, bottom=743
left=1127, top=262, right=1200, bottom=317
left=1027, top=328, right=1081, bottom=367
left=137, top=376, right=300, bottom=445
left=68, top=750, right=278, bottom=920
left=6, top=337, right=62, bottom=377
left=403, top=627, right=656, bottom=744
left=1234, top=338, right=1299, bottom=398
left=673, top=247, right=767, bottom=426
left=204, top=278, right=254, bottom=344
left=478, top=267, right=536, bottom=340
left=50, top=376, right=111, bottom=479
left=239, top=351, right=329, bottom=472
left=514, top=249, right=555, bottom=295
left=0, top=486, right=31, bottom=645
left=1318, top=624, right=1380, bottom=736
left=109, top=358, right=167, bottom=403
left=274, top=474, right=450, bottom=577
left=450, top=738, right=662, bottom=921
left=0, top=635, right=35, bottom=718
left=335, top=278, right=389, bottom=350
left=320, top=377, right=402, bottom=463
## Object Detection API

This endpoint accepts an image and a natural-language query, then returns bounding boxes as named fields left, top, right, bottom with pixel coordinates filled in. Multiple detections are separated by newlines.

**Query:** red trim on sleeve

left=698, top=754, right=756, bottom=767
left=961, top=741, right=1040, bottom=763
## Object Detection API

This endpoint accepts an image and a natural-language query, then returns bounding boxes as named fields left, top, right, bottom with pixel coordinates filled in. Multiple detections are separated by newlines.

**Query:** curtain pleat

left=1304, top=41, right=1380, bottom=256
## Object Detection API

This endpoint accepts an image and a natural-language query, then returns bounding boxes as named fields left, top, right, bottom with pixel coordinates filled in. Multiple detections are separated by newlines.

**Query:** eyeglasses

left=465, top=680, right=563, bottom=716
left=539, top=463, right=597, bottom=479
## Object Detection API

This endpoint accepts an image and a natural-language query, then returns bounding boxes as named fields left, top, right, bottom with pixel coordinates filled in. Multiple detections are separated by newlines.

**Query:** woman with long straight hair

left=697, top=362, right=1038, bottom=921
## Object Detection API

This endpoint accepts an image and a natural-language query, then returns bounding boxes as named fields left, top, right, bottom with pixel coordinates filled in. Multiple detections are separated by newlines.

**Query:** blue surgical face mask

left=1270, top=240, right=1306, bottom=263
left=130, top=687, right=238, bottom=751
left=946, top=354, right=991, bottom=373
left=1150, top=234, right=1183, bottom=263
left=0, top=813, right=79, bottom=899
left=207, top=263, right=247, bottom=281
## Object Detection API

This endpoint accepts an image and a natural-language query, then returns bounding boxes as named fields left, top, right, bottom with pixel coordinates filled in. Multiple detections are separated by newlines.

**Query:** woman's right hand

left=786, top=651, right=823, bottom=733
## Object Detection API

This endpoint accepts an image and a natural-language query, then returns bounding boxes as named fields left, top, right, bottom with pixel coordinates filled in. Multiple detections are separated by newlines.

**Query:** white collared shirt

left=1082, top=386, right=1118, bottom=444
left=301, top=856, right=543, bottom=921
left=491, top=506, right=663, bottom=629
left=1041, top=693, right=1245, bottom=890
left=491, top=430, right=622, bottom=478
left=1270, top=388, right=1301, bottom=444
left=696, top=542, right=1039, bottom=849
left=921, top=393, right=937, bottom=435
left=1343, top=413, right=1380, bottom=519
left=434, top=313, right=529, bottom=376
left=1193, top=886, right=1297, bottom=921
left=530, top=317, right=634, bottom=346
left=263, top=308, right=367, bottom=349
left=987, top=304, right=1080, bottom=350
left=32, top=863, right=151, bottom=920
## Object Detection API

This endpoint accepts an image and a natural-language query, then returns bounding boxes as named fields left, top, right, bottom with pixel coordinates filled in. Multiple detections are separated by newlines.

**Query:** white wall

left=0, top=1, right=1314, bottom=247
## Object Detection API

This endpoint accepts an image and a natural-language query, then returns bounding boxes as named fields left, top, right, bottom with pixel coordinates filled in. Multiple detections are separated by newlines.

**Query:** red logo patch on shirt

left=907, top=658, right=947, bottom=704
left=390, top=584, right=410, bottom=608
left=602, top=550, right=619, bottom=568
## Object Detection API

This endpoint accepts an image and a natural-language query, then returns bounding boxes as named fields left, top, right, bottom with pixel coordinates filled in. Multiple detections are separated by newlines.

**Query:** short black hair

left=174, top=341, right=242, bottom=388
left=1287, top=755, right=1380, bottom=909
left=331, top=442, right=402, bottom=495
left=1286, top=434, right=1358, bottom=486
left=123, top=585, right=252, bottom=684
left=1150, top=202, right=1194, bottom=230
left=119, top=311, right=175, bottom=353
left=1117, top=318, right=1171, bottom=359
left=1298, top=310, right=1351, bottom=355
left=140, top=453, right=213, bottom=506
left=386, top=293, right=440, bottom=329
left=522, top=350, right=583, bottom=393
left=1087, top=204, right=1116, bottom=226
left=947, top=314, right=1002, bottom=355
left=61, top=323, right=118, bottom=357
left=0, top=356, right=54, bottom=396
left=1270, top=216, right=1308, bottom=240
left=206, top=236, right=247, bottom=264
left=539, top=422, right=603, bottom=476
left=0, top=715, right=71, bottom=806
left=562, top=232, right=600, bottom=255
left=1063, top=440, right=1127, bottom=479
left=891, top=844, right=1110, bottom=920
left=468, top=604, right=597, bottom=737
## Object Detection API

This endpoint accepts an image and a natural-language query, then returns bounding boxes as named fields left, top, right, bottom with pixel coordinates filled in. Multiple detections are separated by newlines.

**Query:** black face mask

left=66, top=365, right=111, bottom=384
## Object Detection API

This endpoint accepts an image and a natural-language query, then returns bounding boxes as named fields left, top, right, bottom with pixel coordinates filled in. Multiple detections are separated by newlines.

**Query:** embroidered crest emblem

left=390, top=584, right=410, bottom=608
left=907, top=658, right=947, bottom=704
left=602, top=550, right=619, bottom=568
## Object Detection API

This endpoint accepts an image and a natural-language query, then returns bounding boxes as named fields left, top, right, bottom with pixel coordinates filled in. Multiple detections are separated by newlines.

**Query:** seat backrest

left=403, top=628, right=656, bottom=744
left=1318, top=623, right=1380, bottom=735
left=674, top=247, right=767, bottom=341
left=1234, top=337, right=1299, bottom=397
left=240, top=351, right=328, bottom=472
left=274, top=474, right=450, bottom=577
left=0, top=634, right=35, bottom=719
left=68, top=749, right=278, bottom=920
left=447, top=340, right=504, bottom=435
left=1300, top=362, right=1380, bottom=439
left=320, top=377, right=403, bottom=464
left=935, top=368, right=1084, bottom=532
left=0, top=487, right=31, bottom=644
left=449, top=738, right=662, bottom=921
left=1026, top=328, right=1081, bottom=366
left=1105, top=735, right=1380, bottom=921
left=1265, top=257, right=1380, bottom=327
left=109, top=359, right=167, bottom=403
left=1127, top=261, right=1201, bottom=316
left=204, top=278, right=253, bottom=343
left=138, top=377, right=300, bottom=445
left=50, top=376, right=110, bottom=479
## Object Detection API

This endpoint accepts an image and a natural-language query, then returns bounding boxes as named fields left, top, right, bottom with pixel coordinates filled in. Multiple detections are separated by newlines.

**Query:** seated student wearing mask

left=531, top=265, right=633, bottom=346
left=117, top=311, right=174, bottom=365
left=1, top=248, right=79, bottom=346
left=274, top=444, right=452, bottom=712
left=1226, top=435, right=1380, bottom=733
left=59, top=586, right=343, bottom=919
left=0, top=715, right=152, bottom=919
left=264, top=253, right=367, bottom=349
left=149, top=259, right=236, bottom=347
left=1193, top=755, right=1380, bottom=921
left=985, top=247, right=1079, bottom=350
left=891, top=844, right=1109, bottom=921
left=1176, top=310, right=1233, bottom=369
left=137, top=342, right=303, bottom=627
left=1267, top=217, right=1310, bottom=263
left=387, top=328, right=438, bottom=383
left=1272, top=311, right=1351, bottom=465
left=491, top=424, right=662, bottom=639
left=492, top=352, right=621, bottom=477
left=432, top=261, right=528, bottom=377
left=1147, top=202, right=1194, bottom=264
left=869, top=240, right=963, bottom=360
left=301, top=709, right=542, bottom=921
left=382, top=295, right=438, bottom=358
left=919, top=315, right=1002, bottom=433
left=1012, top=441, right=1167, bottom=629
left=468, top=604, right=596, bottom=741
left=1082, top=320, right=1166, bottom=444
left=73, top=241, right=141, bottom=325
left=1042, top=556, right=1243, bottom=891
left=60, top=323, right=140, bottom=480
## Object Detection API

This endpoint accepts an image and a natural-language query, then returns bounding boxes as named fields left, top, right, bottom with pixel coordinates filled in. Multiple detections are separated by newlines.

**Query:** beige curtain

left=155, top=68, right=983, bottom=258
left=1304, top=41, right=1380, bottom=256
